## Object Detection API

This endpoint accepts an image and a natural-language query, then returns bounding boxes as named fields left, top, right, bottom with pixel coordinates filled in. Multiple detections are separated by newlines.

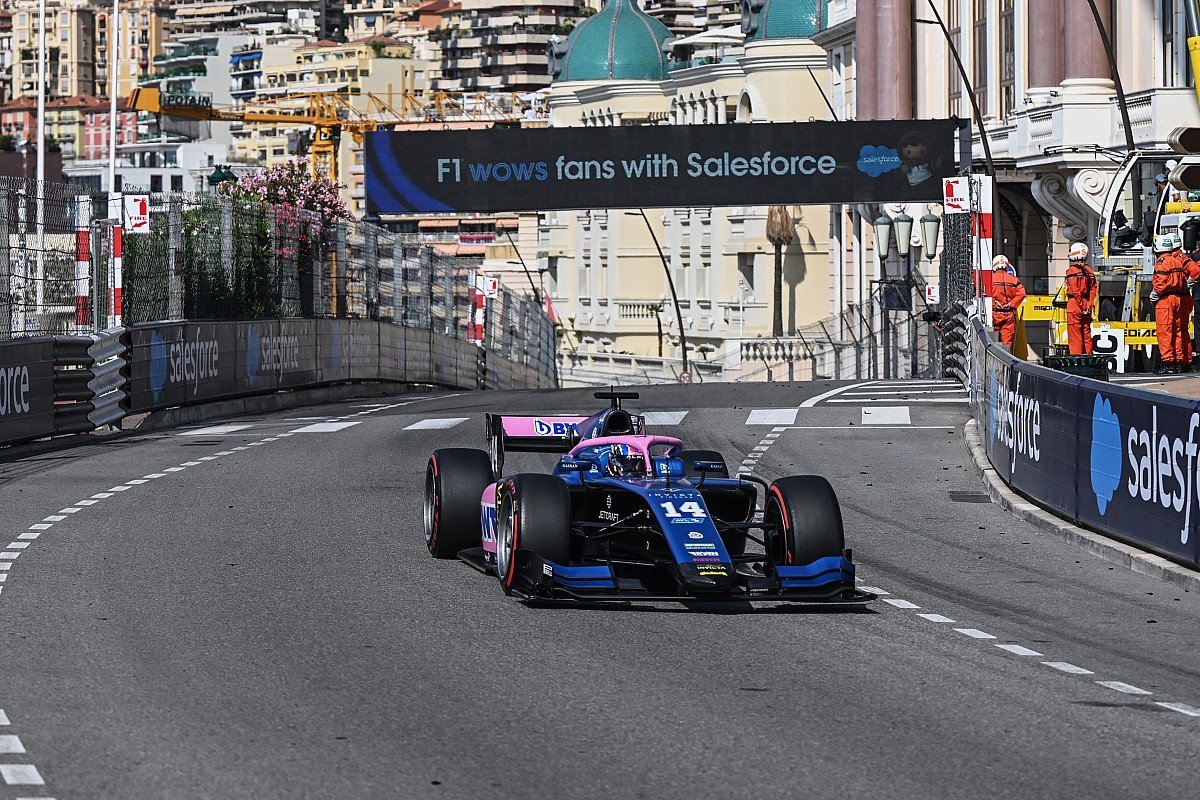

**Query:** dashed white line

left=995, top=644, right=1044, bottom=656
left=745, top=408, right=798, bottom=426
left=918, top=613, right=956, bottom=623
left=0, top=735, right=25, bottom=753
left=197, top=456, right=218, bottom=462
left=6, top=544, right=29, bottom=551
left=1097, top=681, right=1152, bottom=696
left=106, top=486, right=131, bottom=492
left=883, top=598, right=920, bottom=609
left=124, top=479, right=147, bottom=485
left=0, top=765, right=43, bottom=785
left=402, top=418, right=468, bottom=431
left=180, top=462, right=203, bottom=467
left=0, top=553, right=20, bottom=561
left=859, top=585, right=888, bottom=595
left=292, top=421, right=364, bottom=433
left=28, top=524, right=52, bottom=531
left=143, top=473, right=166, bottom=479
left=163, top=467, right=185, bottom=473
left=1155, top=701, right=1200, bottom=717
left=1042, top=661, right=1094, bottom=675
left=178, top=424, right=255, bottom=436
left=0, top=710, right=8, bottom=725
left=75, top=499, right=99, bottom=505
left=955, top=628, right=997, bottom=640
left=215, top=451, right=235, bottom=456
left=0, top=564, right=11, bottom=571
left=42, top=516, right=65, bottom=522
left=90, top=493, right=113, bottom=499
left=17, top=533, right=39, bottom=541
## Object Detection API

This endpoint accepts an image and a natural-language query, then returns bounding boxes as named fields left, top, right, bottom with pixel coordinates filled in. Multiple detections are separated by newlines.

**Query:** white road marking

left=163, top=467, right=185, bottom=473
left=283, top=417, right=327, bottom=421
left=1096, top=681, right=1152, bottom=696
left=0, top=553, right=19, bottom=560
left=780, top=425, right=957, bottom=431
left=745, top=408, right=798, bottom=426
left=642, top=411, right=689, bottom=425
left=276, top=432, right=295, bottom=437
left=799, top=380, right=879, bottom=408
left=178, top=424, right=254, bottom=436
left=918, top=613, right=956, bottom=623
left=28, top=524, right=52, bottom=530
left=0, top=575, right=7, bottom=582
left=861, top=406, right=911, bottom=426
left=125, top=480, right=148, bottom=485
left=246, top=442, right=264, bottom=446
left=402, top=417, right=468, bottom=430
left=955, top=628, right=997, bottom=639
left=0, top=563, right=11, bottom=570
left=882, top=598, right=920, bottom=609
left=764, top=433, right=780, bottom=440
left=995, top=644, right=1044, bottom=657
left=107, top=486, right=131, bottom=492
left=90, top=492, right=114, bottom=499
left=1155, top=701, right=1200, bottom=717
left=0, top=710, right=8, bottom=725
left=75, top=499, right=100, bottom=505
left=841, top=388, right=965, bottom=396
left=292, top=421, right=364, bottom=433
left=0, top=735, right=24, bottom=753
left=262, top=437, right=279, bottom=442
left=17, top=533, right=39, bottom=541
left=143, top=473, right=166, bottom=479
left=827, top=397, right=970, bottom=404
left=198, top=456, right=218, bottom=461
left=59, top=508, right=82, bottom=513
left=180, top=462, right=203, bottom=467
left=232, top=446, right=247, bottom=451
left=214, top=451, right=235, bottom=456
left=7, top=544, right=28, bottom=550
left=859, top=585, right=888, bottom=595
left=0, top=765, right=42, bottom=785
left=42, top=516, right=65, bottom=522
left=1042, top=661, right=1094, bottom=675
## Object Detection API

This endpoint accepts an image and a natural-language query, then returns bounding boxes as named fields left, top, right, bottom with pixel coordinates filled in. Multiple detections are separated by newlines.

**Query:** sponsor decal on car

left=534, top=419, right=579, bottom=437
left=687, top=532, right=705, bottom=539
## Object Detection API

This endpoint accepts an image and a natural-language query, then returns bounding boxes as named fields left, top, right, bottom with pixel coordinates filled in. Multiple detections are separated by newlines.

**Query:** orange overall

left=1153, top=250, right=1194, bottom=366
left=990, top=270, right=1027, bottom=349
left=1064, top=262, right=1097, bottom=355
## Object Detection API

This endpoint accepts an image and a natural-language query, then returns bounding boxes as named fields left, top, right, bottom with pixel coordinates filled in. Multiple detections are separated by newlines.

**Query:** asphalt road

left=0, top=380, right=1197, bottom=799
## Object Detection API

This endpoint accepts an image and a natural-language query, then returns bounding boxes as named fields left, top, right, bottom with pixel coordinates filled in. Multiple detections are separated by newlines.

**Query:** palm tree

left=766, top=205, right=794, bottom=337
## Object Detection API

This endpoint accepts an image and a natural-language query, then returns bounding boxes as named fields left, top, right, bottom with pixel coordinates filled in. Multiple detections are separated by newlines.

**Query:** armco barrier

left=970, top=317, right=1199, bottom=569
left=1, top=318, right=555, bottom=447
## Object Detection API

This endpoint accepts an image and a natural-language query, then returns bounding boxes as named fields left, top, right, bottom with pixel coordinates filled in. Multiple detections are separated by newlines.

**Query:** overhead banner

left=365, top=119, right=959, bottom=214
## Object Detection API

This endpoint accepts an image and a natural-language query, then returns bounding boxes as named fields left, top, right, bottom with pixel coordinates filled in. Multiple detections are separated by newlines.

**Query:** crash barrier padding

left=970, top=317, right=1199, bottom=569
left=1, top=319, right=554, bottom=447
left=1042, top=353, right=1109, bottom=382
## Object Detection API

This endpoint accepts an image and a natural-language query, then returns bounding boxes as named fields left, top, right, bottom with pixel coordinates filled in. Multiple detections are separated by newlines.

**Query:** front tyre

left=495, top=474, right=571, bottom=596
left=764, top=475, right=845, bottom=566
left=425, top=448, right=493, bottom=559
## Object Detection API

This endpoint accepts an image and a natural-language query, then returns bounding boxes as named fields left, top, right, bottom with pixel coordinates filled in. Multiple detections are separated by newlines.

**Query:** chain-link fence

left=0, top=177, right=83, bottom=337
left=0, top=177, right=557, bottom=384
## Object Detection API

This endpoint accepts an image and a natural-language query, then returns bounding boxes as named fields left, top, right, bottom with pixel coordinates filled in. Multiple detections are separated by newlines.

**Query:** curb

left=963, top=419, right=1200, bottom=591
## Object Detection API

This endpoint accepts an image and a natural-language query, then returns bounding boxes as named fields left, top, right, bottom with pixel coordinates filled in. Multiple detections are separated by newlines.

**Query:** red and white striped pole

left=111, top=222, right=123, bottom=328
left=74, top=195, right=91, bottom=334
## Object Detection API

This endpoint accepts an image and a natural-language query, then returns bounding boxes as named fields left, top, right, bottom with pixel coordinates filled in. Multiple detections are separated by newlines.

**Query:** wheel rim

left=423, top=467, right=436, bottom=546
left=496, top=495, right=516, bottom=583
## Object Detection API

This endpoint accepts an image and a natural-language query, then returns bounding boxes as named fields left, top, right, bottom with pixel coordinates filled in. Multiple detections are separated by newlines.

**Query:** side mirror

left=654, top=457, right=686, bottom=478
left=692, top=460, right=725, bottom=474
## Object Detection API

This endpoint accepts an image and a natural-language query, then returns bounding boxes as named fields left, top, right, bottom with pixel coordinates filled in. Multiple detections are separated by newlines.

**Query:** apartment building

left=168, top=0, right=335, bottom=39
left=433, top=0, right=587, bottom=93
left=9, top=0, right=96, bottom=99
left=96, top=0, right=167, bottom=99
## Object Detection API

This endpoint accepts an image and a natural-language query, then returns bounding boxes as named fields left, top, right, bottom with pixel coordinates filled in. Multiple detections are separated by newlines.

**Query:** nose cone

left=677, top=562, right=735, bottom=595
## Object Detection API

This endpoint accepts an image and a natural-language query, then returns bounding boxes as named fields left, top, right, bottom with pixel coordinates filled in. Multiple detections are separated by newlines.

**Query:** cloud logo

left=246, top=324, right=261, bottom=386
left=1089, top=393, right=1122, bottom=515
left=149, top=331, right=168, bottom=401
left=856, top=145, right=901, bottom=178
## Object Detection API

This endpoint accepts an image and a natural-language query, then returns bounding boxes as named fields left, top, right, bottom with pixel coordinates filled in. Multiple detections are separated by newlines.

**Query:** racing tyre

left=495, top=473, right=571, bottom=596
left=764, top=475, right=845, bottom=566
left=425, top=448, right=494, bottom=559
left=679, top=449, right=729, bottom=478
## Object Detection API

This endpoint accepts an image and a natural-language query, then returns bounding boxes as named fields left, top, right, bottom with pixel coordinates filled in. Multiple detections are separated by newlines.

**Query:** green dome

left=551, top=0, right=671, bottom=82
left=741, top=0, right=819, bottom=41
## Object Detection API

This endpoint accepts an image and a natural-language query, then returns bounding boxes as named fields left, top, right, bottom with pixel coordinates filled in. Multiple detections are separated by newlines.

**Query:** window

left=171, top=174, right=182, bottom=192
left=149, top=174, right=162, bottom=192
left=1000, top=0, right=1015, bottom=117
left=972, top=0, right=987, bottom=115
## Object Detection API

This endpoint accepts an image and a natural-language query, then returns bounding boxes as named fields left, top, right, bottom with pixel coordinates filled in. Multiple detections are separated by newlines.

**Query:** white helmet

left=1068, top=242, right=1089, bottom=262
left=1155, top=231, right=1183, bottom=253
left=990, top=255, right=1011, bottom=271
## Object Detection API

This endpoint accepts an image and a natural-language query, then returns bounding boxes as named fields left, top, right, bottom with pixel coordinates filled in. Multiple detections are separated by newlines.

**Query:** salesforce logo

left=245, top=324, right=261, bottom=386
left=1089, top=394, right=1122, bottom=515
left=856, top=145, right=901, bottom=178
left=149, top=331, right=168, bottom=401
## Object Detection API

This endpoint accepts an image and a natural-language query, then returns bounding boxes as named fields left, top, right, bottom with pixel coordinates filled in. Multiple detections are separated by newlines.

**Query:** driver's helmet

left=605, top=444, right=646, bottom=477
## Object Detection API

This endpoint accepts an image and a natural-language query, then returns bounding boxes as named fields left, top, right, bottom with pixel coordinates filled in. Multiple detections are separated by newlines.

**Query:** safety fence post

left=220, top=194, right=234, bottom=289
left=168, top=194, right=183, bottom=320
left=74, top=195, right=92, bottom=334
left=364, top=223, right=379, bottom=320
left=0, top=188, right=10, bottom=335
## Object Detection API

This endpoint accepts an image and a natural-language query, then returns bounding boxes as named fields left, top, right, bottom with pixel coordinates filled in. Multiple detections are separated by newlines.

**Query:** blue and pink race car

left=423, top=391, right=872, bottom=605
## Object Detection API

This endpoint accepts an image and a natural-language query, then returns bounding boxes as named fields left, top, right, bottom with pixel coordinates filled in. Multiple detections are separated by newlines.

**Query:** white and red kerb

left=468, top=286, right=485, bottom=345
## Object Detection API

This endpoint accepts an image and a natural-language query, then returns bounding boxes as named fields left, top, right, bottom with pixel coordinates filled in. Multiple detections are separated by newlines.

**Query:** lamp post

left=894, top=213, right=915, bottom=378
left=873, top=214, right=893, bottom=379
left=625, top=209, right=688, bottom=377
left=499, top=226, right=540, bottom=302
left=920, top=212, right=941, bottom=263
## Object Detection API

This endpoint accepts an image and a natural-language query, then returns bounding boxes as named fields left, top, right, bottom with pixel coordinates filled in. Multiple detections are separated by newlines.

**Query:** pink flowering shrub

left=218, top=158, right=349, bottom=230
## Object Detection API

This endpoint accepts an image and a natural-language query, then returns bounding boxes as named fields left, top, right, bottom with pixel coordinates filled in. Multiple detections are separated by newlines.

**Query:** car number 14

left=659, top=501, right=707, bottom=518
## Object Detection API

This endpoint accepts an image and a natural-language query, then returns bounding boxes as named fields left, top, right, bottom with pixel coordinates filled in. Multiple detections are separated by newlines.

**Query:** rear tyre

left=678, top=449, right=729, bottom=478
left=425, top=448, right=493, bottom=559
left=495, top=474, right=571, bottom=596
left=763, top=475, right=845, bottom=566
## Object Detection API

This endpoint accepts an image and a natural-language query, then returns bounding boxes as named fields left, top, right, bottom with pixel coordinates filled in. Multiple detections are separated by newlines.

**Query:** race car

left=423, top=390, right=872, bottom=605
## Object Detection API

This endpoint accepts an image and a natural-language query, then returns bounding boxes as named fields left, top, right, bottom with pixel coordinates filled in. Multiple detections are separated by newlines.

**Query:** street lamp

left=625, top=209, right=689, bottom=377
left=893, top=212, right=916, bottom=379
left=207, top=164, right=235, bottom=190
left=873, top=215, right=893, bottom=265
left=920, top=212, right=941, bottom=262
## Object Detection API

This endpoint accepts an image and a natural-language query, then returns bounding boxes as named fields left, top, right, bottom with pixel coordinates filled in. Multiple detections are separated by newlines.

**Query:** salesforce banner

left=0, top=336, right=57, bottom=447
left=977, top=322, right=1200, bottom=567
left=364, top=119, right=959, bottom=213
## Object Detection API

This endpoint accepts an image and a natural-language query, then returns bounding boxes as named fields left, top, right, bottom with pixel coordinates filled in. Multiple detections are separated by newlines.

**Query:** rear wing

left=486, top=414, right=588, bottom=475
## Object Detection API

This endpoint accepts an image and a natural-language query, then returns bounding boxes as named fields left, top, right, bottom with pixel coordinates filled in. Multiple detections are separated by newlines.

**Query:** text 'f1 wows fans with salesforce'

left=423, top=392, right=874, bottom=605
